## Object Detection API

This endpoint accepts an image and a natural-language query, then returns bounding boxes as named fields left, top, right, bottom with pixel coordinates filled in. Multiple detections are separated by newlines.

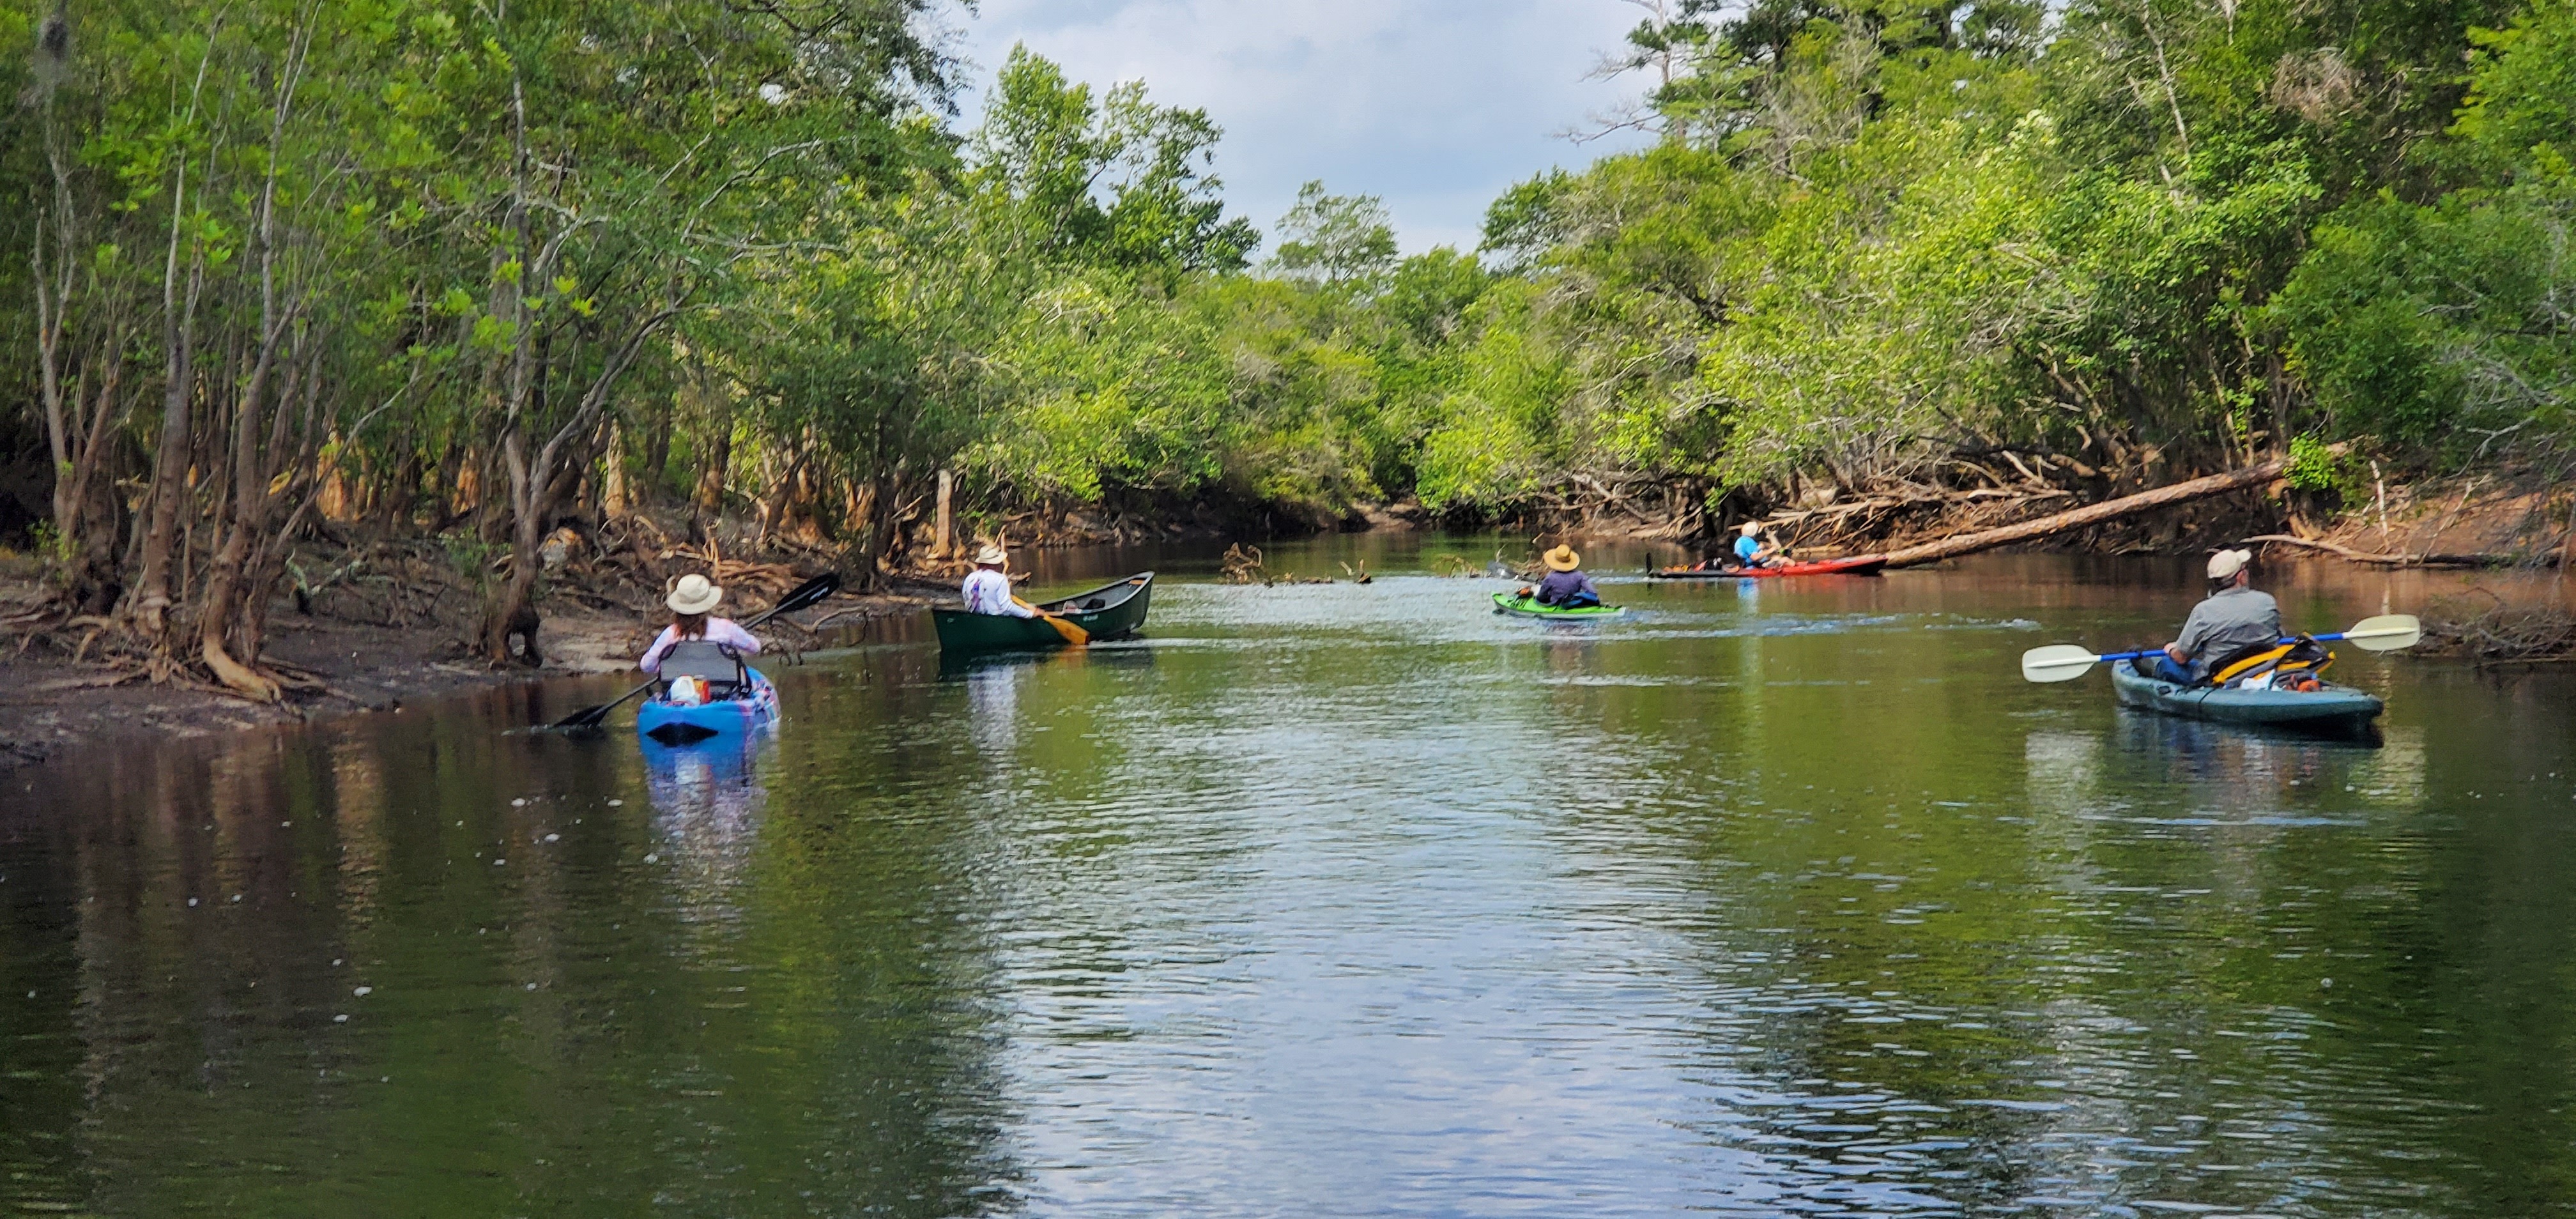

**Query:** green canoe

left=2108, top=657, right=2383, bottom=726
left=932, top=571, right=1155, bottom=654
left=1492, top=592, right=1627, bottom=620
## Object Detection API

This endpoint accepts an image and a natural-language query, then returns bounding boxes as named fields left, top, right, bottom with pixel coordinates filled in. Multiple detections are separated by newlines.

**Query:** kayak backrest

left=660, top=640, right=748, bottom=692
left=2211, top=638, right=2334, bottom=687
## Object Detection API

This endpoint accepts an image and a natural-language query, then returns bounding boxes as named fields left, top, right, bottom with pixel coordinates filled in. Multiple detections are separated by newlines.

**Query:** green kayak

left=2108, top=658, right=2383, bottom=726
left=932, top=571, right=1154, bottom=654
left=1492, top=592, right=1627, bottom=620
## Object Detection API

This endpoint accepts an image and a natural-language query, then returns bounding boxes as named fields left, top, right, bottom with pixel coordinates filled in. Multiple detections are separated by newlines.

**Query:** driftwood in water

left=1875, top=459, right=2287, bottom=569
left=2242, top=534, right=2540, bottom=569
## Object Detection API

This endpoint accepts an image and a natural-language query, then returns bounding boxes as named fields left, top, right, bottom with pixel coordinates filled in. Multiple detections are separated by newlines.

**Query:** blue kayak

left=636, top=669, right=779, bottom=746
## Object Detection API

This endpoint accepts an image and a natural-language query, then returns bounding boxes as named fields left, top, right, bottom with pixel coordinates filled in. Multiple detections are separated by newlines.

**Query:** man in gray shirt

left=2154, top=548, right=2281, bottom=682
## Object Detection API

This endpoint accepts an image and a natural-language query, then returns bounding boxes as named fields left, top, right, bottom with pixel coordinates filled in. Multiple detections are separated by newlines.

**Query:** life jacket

left=2207, top=636, right=2334, bottom=692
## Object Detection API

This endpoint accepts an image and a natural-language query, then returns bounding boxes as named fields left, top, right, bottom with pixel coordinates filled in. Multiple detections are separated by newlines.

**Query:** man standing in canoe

left=962, top=544, right=1039, bottom=618
left=2154, top=548, right=2281, bottom=682
left=1528, top=545, right=1602, bottom=608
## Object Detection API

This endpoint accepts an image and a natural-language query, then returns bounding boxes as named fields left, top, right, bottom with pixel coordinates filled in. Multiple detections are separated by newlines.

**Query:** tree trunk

left=933, top=468, right=954, bottom=558
left=852, top=471, right=894, bottom=590
left=1875, top=458, right=2288, bottom=569
left=691, top=360, right=731, bottom=521
left=641, top=404, right=671, bottom=504
left=602, top=420, right=630, bottom=516
left=131, top=262, right=201, bottom=639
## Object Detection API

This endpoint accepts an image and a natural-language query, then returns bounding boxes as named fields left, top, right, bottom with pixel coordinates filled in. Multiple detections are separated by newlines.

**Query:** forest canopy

left=0, top=0, right=2570, bottom=688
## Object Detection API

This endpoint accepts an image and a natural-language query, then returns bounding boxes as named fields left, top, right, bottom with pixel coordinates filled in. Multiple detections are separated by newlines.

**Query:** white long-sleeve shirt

left=962, top=569, right=1034, bottom=617
left=640, top=618, right=762, bottom=674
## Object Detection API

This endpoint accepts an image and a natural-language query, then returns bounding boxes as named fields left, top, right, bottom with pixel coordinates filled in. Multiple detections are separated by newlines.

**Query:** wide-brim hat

left=2207, top=548, right=2253, bottom=581
left=1738, top=522, right=1761, bottom=536
left=1543, top=544, right=1581, bottom=572
left=667, top=573, right=723, bottom=615
left=974, top=543, right=1008, bottom=566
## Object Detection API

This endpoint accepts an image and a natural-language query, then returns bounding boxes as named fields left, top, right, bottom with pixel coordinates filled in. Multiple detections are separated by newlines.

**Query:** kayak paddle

left=2018, top=613, right=2422, bottom=684
left=1014, top=597, right=1090, bottom=646
left=547, top=571, right=843, bottom=730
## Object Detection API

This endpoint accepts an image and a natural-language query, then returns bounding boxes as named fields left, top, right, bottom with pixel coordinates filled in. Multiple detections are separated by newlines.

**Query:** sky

left=944, top=0, right=1659, bottom=256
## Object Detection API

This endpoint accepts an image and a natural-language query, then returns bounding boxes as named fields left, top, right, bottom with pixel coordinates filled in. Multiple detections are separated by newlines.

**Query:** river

left=4, top=537, right=2573, bottom=1216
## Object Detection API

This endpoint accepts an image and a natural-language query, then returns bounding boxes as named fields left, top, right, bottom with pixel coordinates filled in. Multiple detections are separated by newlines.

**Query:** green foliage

left=2274, top=3, right=2576, bottom=454
left=2283, top=433, right=2347, bottom=492
left=1269, top=182, right=1400, bottom=286
left=11, top=0, right=2576, bottom=558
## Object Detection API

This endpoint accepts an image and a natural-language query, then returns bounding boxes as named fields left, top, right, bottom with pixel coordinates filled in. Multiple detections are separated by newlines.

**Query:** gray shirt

left=2174, top=585, right=2281, bottom=666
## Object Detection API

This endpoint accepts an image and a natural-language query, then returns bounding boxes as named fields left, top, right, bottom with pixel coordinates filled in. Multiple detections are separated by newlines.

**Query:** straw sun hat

left=1543, top=545, right=1581, bottom=572
left=666, top=573, right=723, bottom=615
left=974, top=543, right=1008, bottom=566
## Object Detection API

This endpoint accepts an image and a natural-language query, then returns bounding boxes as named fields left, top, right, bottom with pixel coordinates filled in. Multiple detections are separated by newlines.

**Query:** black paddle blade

left=548, top=698, right=620, bottom=731
left=645, top=721, right=721, bottom=747
left=762, top=571, right=842, bottom=620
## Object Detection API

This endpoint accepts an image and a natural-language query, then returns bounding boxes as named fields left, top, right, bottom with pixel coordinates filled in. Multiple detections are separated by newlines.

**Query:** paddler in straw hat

left=1526, top=544, right=1602, bottom=608
left=640, top=572, right=762, bottom=675
left=961, top=543, right=1038, bottom=618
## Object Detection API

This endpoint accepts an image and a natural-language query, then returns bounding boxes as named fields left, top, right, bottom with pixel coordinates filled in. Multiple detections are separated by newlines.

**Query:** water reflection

left=641, top=732, right=773, bottom=924
left=2, top=552, right=2573, bottom=1216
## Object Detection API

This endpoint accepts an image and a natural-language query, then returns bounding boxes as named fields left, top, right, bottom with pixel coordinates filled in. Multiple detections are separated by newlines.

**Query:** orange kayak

left=1648, top=556, right=1889, bottom=579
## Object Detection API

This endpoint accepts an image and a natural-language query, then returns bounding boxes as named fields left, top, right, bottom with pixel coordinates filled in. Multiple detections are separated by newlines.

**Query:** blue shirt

left=1535, top=571, right=1598, bottom=605
left=1734, top=535, right=1761, bottom=563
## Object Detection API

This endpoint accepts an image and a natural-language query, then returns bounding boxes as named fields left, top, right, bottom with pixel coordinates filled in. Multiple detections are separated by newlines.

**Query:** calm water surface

left=5, top=540, right=2575, bottom=1216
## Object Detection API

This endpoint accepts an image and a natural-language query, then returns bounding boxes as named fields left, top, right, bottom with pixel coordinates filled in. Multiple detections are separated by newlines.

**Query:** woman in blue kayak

left=1528, top=545, right=1602, bottom=608
left=640, top=573, right=763, bottom=677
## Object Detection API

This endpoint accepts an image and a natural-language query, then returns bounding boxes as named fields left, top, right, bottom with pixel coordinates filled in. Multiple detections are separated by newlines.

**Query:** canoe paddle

left=546, top=571, right=843, bottom=730
left=2018, top=614, right=2422, bottom=684
left=1014, top=597, right=1090, bottom=646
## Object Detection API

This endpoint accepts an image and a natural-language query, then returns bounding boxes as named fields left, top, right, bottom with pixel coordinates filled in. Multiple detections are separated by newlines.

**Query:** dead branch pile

left=2245, top=534, right=2545, bottom=569
left=2422, top=601, right=2576, bottom=661
left=1220, top=544, right=1268, bottom=584
left=1216, top=542, right=1336, bottom=585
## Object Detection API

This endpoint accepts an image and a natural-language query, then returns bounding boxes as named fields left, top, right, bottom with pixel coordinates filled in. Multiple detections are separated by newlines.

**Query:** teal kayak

left=1492, top=592, right=1627, bottom=620
left=2108, top=659, right=2382, bottom=726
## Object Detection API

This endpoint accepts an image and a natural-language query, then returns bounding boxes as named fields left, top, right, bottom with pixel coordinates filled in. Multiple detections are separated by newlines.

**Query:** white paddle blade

left=2021, top=645, right=2106, bottom=683
left=2339, top=613, right=2422, bottom=652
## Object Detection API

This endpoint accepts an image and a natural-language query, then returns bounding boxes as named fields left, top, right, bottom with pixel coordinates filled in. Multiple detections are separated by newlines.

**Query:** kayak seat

left=2211, top=638, right=2334, bottom=689
left=659, top=640, right=750, bottom=698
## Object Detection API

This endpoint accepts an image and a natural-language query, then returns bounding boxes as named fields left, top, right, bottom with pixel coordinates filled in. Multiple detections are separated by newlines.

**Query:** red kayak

left=1648, top=555, right=1889, bottom=579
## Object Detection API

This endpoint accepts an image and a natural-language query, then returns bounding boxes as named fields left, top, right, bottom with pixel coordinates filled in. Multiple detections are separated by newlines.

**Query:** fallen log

left=2242, top=534, right=2542, bottom=568
left=1874, top=459, right=2286, bottom=569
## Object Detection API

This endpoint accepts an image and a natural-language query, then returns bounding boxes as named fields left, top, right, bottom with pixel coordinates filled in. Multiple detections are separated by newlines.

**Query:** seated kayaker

left=2152, top=548, right=2280, bottom=684
left=1733, top=521, right=1781, bottom=569
left=1694, top=523, right=1776, bottom=571
left=640, top=573, right=762, bottom=686
left=1528, top=545, right=1602, bottom=608
left=962, top=544, right=1040, bottom=617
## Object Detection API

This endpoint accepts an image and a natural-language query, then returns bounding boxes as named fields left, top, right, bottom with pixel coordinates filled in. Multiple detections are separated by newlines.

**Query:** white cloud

left=950, top=0, right=1657, bottom=256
